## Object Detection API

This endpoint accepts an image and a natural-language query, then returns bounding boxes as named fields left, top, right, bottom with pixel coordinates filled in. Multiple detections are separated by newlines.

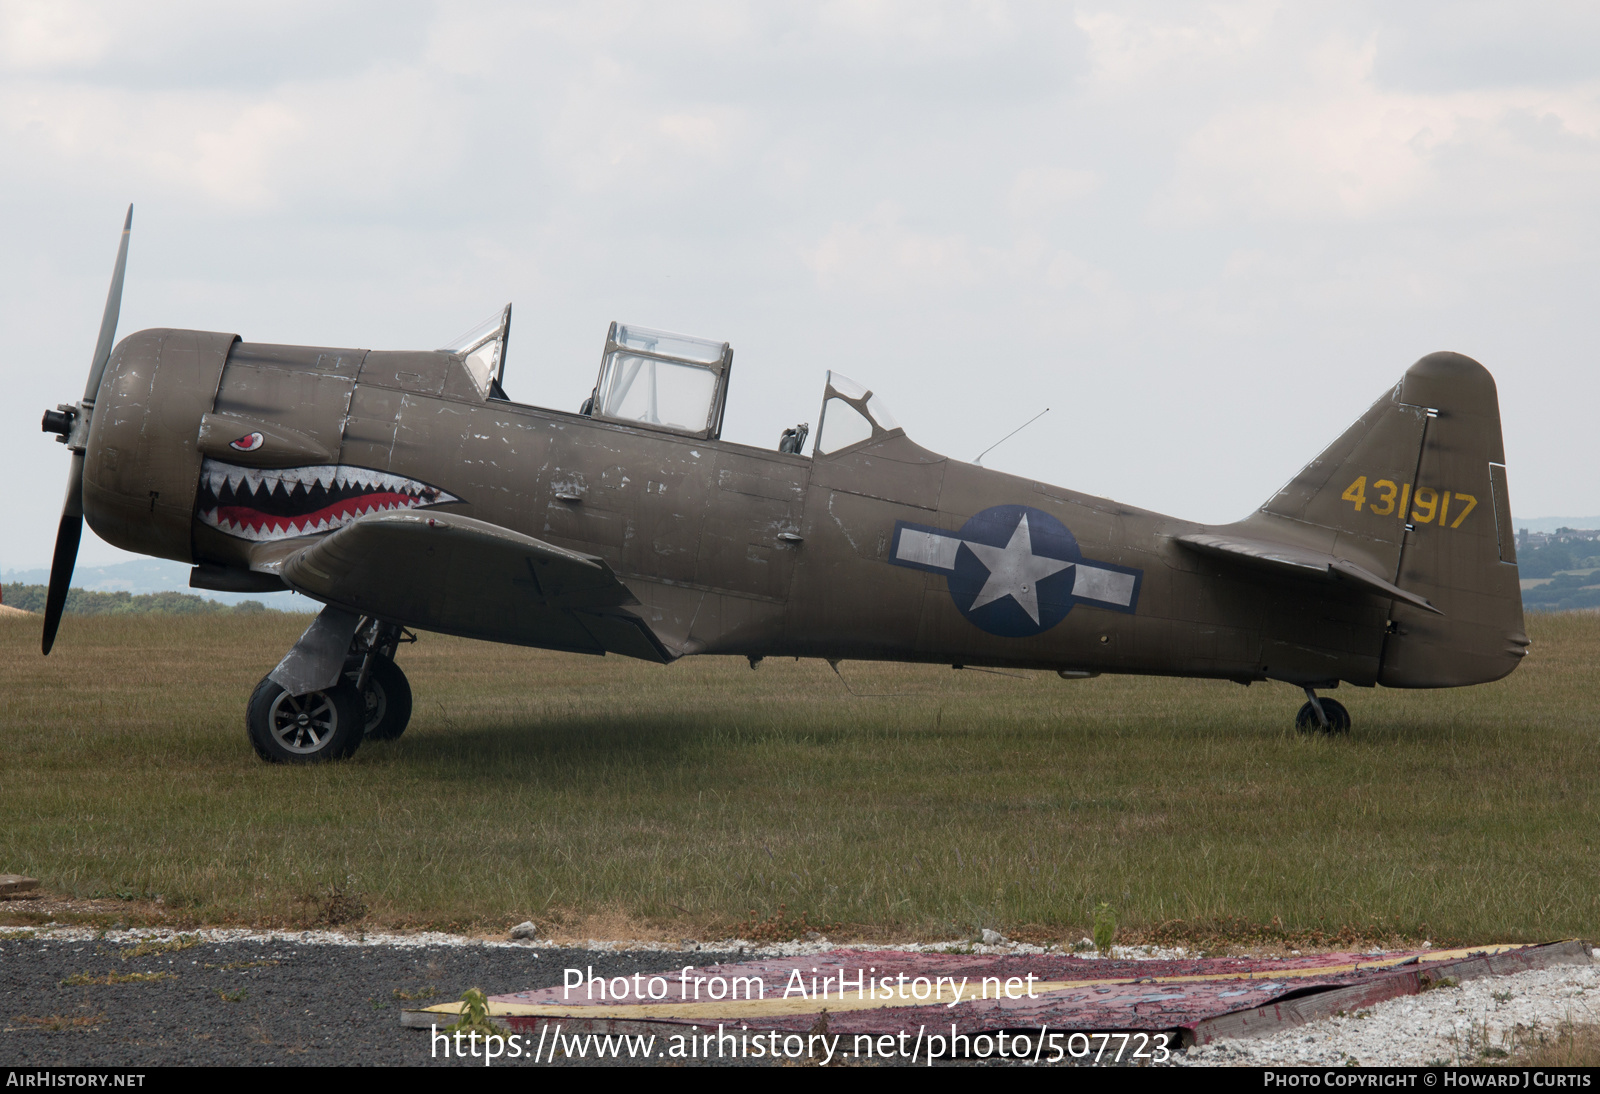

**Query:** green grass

left=2, top=610, right=1598, bottom=944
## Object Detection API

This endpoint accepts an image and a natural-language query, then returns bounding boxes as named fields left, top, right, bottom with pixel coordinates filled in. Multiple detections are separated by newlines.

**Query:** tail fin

left=1248, top=352, right=1526, bottom=687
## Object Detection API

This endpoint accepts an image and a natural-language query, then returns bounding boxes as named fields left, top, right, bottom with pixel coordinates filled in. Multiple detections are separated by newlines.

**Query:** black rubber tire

left=1295, top=698, right=1352, bottom=734
left=1322, top=698, right=1351, bottom=733
left=348, top=657, right=413, bottom=741
left=246, top=675, right=365, bottom=763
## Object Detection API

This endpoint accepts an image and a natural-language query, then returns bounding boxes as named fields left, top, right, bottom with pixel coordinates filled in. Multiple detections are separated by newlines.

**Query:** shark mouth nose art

left=197, top=459, right=460, bottom=542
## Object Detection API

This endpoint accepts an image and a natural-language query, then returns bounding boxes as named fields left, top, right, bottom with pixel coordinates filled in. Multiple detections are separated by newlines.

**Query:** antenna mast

left=974, top=408, right=1050, bottom=466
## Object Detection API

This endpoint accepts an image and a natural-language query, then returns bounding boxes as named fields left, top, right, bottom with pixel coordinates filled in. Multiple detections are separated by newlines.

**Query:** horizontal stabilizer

left=1176, top=533, right=1442, bottom=616
left=279, top=510, right=673, bottom=661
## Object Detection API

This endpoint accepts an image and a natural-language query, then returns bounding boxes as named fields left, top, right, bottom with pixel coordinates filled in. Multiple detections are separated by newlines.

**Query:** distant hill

left=1513, top=517, right=1600, bottom=534
left=0, top=559, right=314, bottom=612
left=1521, top=572, right=1600, bottom=612
left=1518, top=535, right=1600, bottom=612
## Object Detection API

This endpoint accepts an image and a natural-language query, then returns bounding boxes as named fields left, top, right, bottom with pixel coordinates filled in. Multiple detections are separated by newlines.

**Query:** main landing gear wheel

left=1295, top=698, right=1351, bottom=734
left=348, top=656, right=413, bottom=742
left=246, top=675, right=364, bottom=763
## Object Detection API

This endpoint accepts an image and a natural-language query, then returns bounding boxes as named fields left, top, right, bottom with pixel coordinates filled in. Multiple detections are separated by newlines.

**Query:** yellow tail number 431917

left=1341, top=476, right=1477, bottom=528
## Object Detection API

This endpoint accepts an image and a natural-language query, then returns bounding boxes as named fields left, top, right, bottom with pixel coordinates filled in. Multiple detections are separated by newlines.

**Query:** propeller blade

left=41, top=452, right=85, bottom=656
left=45, top=205, right=133, bottom=655
left=82, top=204, right=133, bottom=404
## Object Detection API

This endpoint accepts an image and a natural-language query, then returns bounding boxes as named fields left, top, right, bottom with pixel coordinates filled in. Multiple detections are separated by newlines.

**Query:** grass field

left=2, top=611, right=1597, bottom=946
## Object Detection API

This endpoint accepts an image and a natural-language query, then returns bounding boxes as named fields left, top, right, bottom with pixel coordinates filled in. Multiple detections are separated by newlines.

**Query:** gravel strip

left=0, top=929, right=747, bottom=1066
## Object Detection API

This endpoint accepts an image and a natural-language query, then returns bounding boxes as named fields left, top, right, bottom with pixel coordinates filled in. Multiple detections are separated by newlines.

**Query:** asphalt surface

left=0, top=935, right=753, bottom=1067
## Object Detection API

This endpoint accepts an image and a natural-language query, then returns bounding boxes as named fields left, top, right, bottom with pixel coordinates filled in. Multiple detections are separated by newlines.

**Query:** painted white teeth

left=198, top=459, right=456, bottom=542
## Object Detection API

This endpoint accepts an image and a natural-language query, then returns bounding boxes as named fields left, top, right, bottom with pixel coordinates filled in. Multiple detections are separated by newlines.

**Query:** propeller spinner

left=39, top=205, right=133, bottom=654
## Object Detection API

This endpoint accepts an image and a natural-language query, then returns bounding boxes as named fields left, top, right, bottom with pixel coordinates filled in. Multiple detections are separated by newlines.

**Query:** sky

left=4, top=0, right=1598, bottom=570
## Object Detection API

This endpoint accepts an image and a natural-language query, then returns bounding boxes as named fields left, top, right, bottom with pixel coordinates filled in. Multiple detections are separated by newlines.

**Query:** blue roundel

left=947, top=504, right=1083, bottom=638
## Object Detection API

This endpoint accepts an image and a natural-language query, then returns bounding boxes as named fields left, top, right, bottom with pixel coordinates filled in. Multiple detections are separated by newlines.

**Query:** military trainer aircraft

left=39, top=209, right=1527, bottom=762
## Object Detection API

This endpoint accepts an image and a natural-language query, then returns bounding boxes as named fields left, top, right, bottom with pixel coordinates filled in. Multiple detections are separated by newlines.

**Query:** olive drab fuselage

left=79, top=326, right=1527, bottom=693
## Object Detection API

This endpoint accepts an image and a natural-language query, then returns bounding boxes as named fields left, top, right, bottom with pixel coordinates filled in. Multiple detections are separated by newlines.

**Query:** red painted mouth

left=211, top=490, right=425, bottom=540
left=197, top=459, right=458, bottom=542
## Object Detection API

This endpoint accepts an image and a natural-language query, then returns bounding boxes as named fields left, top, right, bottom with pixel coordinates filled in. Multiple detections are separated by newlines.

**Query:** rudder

left=1376, top=352, right=1527, bottom=686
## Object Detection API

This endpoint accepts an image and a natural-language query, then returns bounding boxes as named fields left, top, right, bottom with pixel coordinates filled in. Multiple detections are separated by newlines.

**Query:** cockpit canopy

left=591, top=322, right=733, bottom=439
left=441, top=308, right=899, bottom=457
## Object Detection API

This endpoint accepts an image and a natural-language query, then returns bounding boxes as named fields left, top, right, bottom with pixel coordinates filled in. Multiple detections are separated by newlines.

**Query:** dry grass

left=2, top=611, right=1598, bottom=943
left=60, top=970, right=173, bottom=986
left=1511, top=1022, right=1600, bottom=1066
left=116, top=935, right=200, bottom=959
left=13, top=1013, right=103, bottom=1030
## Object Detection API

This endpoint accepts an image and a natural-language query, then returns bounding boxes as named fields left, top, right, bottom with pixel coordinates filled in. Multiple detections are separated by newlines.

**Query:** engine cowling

left=81, top=328, right=236, bottom=562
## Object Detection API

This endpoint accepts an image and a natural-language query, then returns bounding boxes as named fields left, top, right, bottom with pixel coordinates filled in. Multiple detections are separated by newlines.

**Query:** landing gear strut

left=247, top=611, right=414, bottom=763
left=1295, top=687, right=1351, bottom=734
left=345, top=619, right=414, bottom=742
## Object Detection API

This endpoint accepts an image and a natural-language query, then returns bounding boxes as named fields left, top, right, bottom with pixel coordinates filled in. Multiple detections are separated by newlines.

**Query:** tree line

left=1, top=584, right=267, bottom=615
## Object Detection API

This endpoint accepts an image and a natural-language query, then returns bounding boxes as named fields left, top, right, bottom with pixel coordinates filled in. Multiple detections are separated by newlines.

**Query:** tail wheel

left=1294, top=698, right=1351, bottom=734
left=348, top=656, right=413, bottom=741
left=246, top=675, right=364, bottom=763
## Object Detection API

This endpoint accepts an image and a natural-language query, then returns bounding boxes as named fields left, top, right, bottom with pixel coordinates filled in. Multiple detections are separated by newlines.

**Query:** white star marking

left=962, top=512, right=1074, bottom=624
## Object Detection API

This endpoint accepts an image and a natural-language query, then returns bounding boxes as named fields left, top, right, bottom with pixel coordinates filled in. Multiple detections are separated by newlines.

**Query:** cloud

left=1009, top=167, right=1101, bottom=220
left=1156, top=35, right=1600, bottom=222
left=818, top=0, right=1015, bottom=45
left=0, top=0, right=112, bottom=72
left=542, top=86, right=752, bottom=196
left=800, top=202, right=1131, bottom=331
left=805, top=203, right=981, bottom=292
left=0, top=64, right=463, bottom=212
left=1074, top=1, right=1278, bottom=90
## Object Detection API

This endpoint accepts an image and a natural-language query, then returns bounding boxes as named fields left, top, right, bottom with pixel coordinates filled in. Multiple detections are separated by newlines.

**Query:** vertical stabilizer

left=1245, top=352, right=1526, bottom=687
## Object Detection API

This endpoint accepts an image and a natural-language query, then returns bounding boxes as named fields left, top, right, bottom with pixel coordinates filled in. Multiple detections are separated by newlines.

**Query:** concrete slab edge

left=1181, top=939, right=1594, bottom=1046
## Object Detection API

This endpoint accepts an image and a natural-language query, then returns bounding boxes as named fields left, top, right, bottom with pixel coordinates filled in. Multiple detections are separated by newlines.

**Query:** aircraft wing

left=1175, top=533, right=1443, bottom=616
left=276, top=510, right=675, bottom=662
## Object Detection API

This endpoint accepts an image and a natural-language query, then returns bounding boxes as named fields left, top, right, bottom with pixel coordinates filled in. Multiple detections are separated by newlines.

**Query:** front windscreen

left=462, top=341, right=500, bottom=393
left=443, top=312, right=504, bottom=355
left=598, top=353, right=719, bottom=432
left=441, top=305, right=510, bottom=396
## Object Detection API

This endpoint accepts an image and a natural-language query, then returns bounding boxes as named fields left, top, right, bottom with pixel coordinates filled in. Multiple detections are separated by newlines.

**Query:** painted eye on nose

left=229, top=432, right=265, bottom=452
